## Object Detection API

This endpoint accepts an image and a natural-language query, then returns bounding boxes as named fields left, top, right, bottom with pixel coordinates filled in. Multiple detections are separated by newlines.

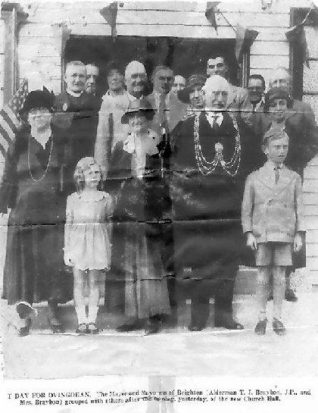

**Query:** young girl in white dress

left=64, top=157, right=113, bottom=334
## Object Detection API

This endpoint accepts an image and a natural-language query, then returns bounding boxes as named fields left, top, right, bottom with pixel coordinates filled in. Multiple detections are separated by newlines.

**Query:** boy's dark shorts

left=255, top=242, right=293, bottom=266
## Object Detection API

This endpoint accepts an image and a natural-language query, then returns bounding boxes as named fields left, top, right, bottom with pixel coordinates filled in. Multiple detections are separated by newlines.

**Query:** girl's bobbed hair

left=73, top=157, right=103, bottom=192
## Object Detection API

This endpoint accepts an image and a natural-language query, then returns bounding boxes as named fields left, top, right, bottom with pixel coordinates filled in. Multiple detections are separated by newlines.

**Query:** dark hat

left=264, top=87, right=292, bottom=111
left=105, top=60, right=123, bottom=76
left=121, top=98, right=155, bottom=124
left=262, top=125, right=289, bottom=145
left=20, top=88, right=54, bottom=116
left=178, top=74, right=206, bottom=104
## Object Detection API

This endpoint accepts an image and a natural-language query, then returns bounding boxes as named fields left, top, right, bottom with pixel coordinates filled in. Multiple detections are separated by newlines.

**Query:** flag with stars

left=0, top=79, right=28, bottom=163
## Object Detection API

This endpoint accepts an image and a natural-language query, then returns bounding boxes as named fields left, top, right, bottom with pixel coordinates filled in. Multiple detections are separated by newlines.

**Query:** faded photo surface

left=0, top=0, right=318, bottom=411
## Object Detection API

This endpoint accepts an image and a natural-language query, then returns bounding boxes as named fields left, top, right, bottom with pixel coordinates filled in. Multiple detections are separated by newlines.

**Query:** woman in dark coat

left=106, top=99, right=171, bottom=334
left=171, top=75, right=244, bottom=331
left=0, top=89, right=68, bottom=335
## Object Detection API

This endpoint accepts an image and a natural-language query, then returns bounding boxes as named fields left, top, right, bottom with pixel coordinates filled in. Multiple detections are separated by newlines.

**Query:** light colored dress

left=64, top=191, right=113, bottom=271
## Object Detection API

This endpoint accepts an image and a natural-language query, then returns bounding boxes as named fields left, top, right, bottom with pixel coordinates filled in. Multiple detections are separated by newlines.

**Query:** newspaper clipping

left=0, top=0, right=318, bottom=411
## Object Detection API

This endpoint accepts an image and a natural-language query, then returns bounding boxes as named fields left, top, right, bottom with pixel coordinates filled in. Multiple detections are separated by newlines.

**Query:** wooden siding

left=17, top=1, right=296, bottom=90
left=0, top=18, right=5, bottom=108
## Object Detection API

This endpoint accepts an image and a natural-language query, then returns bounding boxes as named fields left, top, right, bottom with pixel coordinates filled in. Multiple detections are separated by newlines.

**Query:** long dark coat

left=105, top=139, right=171, bottom=316
left=0, top=128, right=71, bottom=305
left=170, top=112, right=245, bottom=285
left=53, top=91, right=99, bottom=194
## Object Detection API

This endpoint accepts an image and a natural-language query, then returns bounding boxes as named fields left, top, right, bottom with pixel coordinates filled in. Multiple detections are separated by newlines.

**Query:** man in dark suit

left=85, top=62, right=103, bottom=110
left=54, top=60, right=99, bottom=193
left=147, top=65, right=186, bottom=136
left=238, top=74, right=267, bottom=188
left=171, top=75, right=244, bottom=331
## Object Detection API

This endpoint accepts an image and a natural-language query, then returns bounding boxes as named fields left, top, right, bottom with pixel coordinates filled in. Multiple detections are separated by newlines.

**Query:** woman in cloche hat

left=0, top=89, right=68, bottom=335
left=106, top=98, right=171, bottom=334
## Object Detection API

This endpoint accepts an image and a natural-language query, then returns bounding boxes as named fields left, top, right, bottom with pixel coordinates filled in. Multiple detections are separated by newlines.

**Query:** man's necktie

left=274, top=166, right=281, bottom=184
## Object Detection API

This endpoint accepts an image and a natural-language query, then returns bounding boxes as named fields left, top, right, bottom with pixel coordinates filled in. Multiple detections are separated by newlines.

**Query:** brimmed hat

left=121, top=98, right=154, bottom=124
left=178, top=74, right=206, bottom=104
left=264, top=87, right=292, bottom=111
left=20, top=88, right=54, bottom=116
left=105, top=60, right=123, bottom=76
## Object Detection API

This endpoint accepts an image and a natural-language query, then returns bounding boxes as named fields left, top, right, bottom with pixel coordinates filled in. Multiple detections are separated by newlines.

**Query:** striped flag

left=0, top=79, right=28, bottom=161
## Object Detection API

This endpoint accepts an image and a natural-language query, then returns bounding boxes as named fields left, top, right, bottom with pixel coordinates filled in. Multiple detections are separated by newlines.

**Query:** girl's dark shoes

left=76, top=323, right=88, bottom=334
left=272, top=318, right=286, bottom=335
left=255, top=319, right=267, bottom=335
left=87, top=323, right=99, bottom=334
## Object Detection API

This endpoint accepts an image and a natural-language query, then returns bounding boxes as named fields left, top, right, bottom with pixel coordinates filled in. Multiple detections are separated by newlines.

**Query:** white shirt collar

left=105, top=89, right=126, bottom=98
left=66, top=89, right=83, bottom=98
left=127, top=92, right=144, bottom=102
left=266, top=160, right=284, bottom=170
left=205, top=111, right=223, bottom=127
left=31, top=127, right=52, bottom=149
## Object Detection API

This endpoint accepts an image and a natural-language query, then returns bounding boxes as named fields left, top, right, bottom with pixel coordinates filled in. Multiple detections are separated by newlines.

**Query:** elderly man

left=147, top=65, right=187, bottom=136
left=94, top=60, right=148, bottom=179
left=171, top=74, right=186, bottom=94
left=54, top=61, right=99, bottom=192
left=171, top=75, right=244, bottom=331
left=207, top=55, right=248, bottom=116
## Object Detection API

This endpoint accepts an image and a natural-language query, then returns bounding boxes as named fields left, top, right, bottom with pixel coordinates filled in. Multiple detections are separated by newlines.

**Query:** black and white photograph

left=0, top=0, right=318, bottom=411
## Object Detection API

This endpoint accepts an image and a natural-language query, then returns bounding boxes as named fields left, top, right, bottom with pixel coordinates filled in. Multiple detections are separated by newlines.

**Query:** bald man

left=171, top=75, right=245, bottom=331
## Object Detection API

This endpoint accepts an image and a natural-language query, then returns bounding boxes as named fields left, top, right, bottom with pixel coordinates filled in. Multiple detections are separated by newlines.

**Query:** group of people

left=1, top=53, right=317, bottom=337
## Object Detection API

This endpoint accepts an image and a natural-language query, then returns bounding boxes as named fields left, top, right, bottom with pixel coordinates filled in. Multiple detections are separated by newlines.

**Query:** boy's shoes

left=87, top=322, right=99, bottom=334
left=272, top=318, right=286, bottom=335
left=255, top=318, right=267, bottom=335
left=76, top=323, right=88, bottom=334
left=285, top=288, right=298, bottom=302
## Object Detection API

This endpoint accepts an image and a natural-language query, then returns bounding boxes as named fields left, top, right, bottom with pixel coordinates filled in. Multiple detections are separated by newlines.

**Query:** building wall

left=17, top=1, right=293, bottom=90
left=0, top=17, right=5, bottom=108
